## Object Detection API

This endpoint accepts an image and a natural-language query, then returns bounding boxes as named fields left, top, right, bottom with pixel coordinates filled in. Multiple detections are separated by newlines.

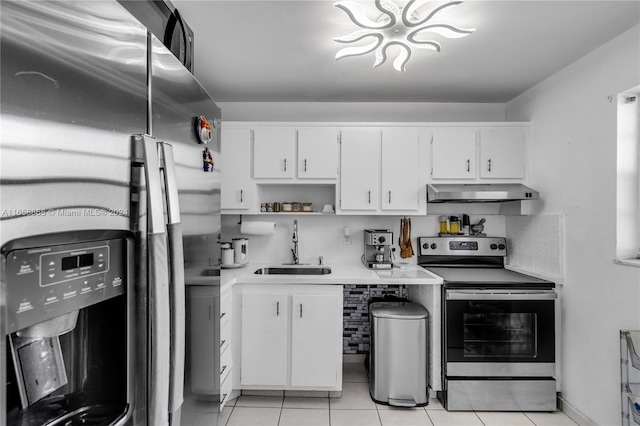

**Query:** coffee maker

left=364, top=230, right=393, bottom=269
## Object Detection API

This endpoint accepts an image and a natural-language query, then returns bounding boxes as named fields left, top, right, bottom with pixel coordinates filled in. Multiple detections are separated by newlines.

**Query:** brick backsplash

left=343, top=284, right=408, bottom=354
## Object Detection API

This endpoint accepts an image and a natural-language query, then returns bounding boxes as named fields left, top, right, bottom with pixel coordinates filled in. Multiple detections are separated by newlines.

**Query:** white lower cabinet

left=240, top=285, right=343, bottom=390
left=241, top=292, right=289, bottom=386
left=189, top=286, right=235, bottom=411
left=190, top=287, right=218, bottom=395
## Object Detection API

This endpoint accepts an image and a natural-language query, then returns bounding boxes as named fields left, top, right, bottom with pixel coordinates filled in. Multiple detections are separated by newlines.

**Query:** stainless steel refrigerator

left=0, top=1, right=221, bottom=425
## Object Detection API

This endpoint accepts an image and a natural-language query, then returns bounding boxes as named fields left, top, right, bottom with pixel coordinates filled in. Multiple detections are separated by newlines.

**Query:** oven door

left=444, top=289, right=556, bottom=377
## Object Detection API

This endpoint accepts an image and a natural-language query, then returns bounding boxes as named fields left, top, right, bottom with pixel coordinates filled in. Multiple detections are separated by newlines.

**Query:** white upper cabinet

left=381, top=128, right=420, bottom=211
left=339, top=128, right=381, bottom=211
left=253, top=127, right=296, bottom=179
left=478, top=128, right=527, bottom=179
left=297, top=128, right=339, bottom=179
left=221, top=127, right=251, bottom=209
left=431, top=128, right=477, bottom=179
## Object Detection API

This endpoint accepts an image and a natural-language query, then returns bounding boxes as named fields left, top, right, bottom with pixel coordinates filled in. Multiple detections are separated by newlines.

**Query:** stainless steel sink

left=200, top=268, right=221, bottom=276
left=254, top=266, right=332, bottom=275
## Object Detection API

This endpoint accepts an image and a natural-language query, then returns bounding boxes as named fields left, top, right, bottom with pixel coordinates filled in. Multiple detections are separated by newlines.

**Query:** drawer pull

left=220, top=312, right=226, bottom=319
left=277, top=301, right=280, bottom=316
left=220, top=339, right=226, bottom=348
left=221, top=393, right=227, bottom=403
left=220, top=365, right=227, bottom=375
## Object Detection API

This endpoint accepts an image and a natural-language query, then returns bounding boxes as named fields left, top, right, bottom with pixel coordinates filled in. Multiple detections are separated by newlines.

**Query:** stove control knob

left=490, top=244, right=498, bottom=250
left=422, top=243, right=429, bottom=250
left=378, top=236, right=385, bottom=243
left=498, top=243, right=506, bottom=250
left=430, top=243, right=437, bottom=250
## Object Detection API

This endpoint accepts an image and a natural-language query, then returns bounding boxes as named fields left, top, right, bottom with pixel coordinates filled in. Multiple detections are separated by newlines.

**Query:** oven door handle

left=446, top=290, right=557, bottom=301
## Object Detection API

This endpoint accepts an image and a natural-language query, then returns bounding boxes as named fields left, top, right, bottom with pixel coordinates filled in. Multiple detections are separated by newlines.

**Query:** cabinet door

left=297, top=128, right=339, bottom=179
left=253, top=128, right=295, bottom=178
left=241, top=292, right=288, bottom=386
left=479, top=128, right=526, bottom=179
left=221, top=128, right=251, bottom=209
left=381, top=128, right=419, bottom=211
left=431, top=128, right=477, bottom=179
left=340, top=129, right=381, bottom=210
left=291, top=293, right=340, bottom=387
left=190, top=291, right=217, bottom=394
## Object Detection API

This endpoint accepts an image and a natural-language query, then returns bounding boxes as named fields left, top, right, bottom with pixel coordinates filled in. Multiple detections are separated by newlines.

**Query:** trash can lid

left=369, top=301, right=428, bottom=319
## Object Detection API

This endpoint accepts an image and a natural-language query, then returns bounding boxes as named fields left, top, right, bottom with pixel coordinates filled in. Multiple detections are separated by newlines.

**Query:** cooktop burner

left=423, top=266, right=554, bottom=287
left=417, top=236, right=555, bottom=288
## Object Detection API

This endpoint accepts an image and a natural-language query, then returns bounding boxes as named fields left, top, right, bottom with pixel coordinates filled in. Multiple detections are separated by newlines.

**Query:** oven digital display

left=449, top=241, right=478, bottom=250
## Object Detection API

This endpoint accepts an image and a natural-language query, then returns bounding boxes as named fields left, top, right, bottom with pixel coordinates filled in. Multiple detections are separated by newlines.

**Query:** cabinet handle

left=208, top=306, right=211, bottom=321
left=304, top=158, right=307, bottom=172
left=467, top=159, right=470, bottom=172
left=300, top=303, right=303, bottom=318
left=220, top=365, right=227, bottom=375
left=220, top=339, right=226, bottom=348
left=220, top=312, right=226, bottom=319
left=240, top=189, right=243, bottom=203
left=277, top=301, right=280, bottom=316
left=388, top=190, right=391, bottom=204
left=284, top=158, right=287, bottom=172
left=368, top=190, right=371, bottom=204
left=221, top=393, right=227, bottom=403
left=488, top=158, right=492, bottom=172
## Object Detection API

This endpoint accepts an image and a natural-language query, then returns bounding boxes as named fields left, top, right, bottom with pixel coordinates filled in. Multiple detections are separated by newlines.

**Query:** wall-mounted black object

left=119, top=0, right=194, bottom=73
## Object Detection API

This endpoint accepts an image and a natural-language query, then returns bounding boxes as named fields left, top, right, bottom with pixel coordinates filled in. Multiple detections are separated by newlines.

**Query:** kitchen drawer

left=220, top=320, right=231, bottom=354
left=220, top=374, right=233, bottom=409
left=220, top=344, right=232, bottom=384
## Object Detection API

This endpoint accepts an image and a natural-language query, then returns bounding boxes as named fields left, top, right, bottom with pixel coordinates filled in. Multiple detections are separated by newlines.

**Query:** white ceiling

left=172, top=0, right=640, bottom=103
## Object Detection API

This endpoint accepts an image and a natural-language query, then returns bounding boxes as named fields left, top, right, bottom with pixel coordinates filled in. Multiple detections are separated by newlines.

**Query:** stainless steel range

left=418, top=236, right=557, bottom=412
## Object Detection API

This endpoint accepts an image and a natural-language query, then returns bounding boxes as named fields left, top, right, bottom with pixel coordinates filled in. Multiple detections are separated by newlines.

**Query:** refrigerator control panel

left=4, top=237, right=128, bottom=334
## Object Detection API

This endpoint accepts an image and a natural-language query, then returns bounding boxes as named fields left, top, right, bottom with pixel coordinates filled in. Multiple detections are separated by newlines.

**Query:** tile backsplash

left=343, top=284, right=408, bottom=354
left=505, top=214, right=564, bottom=281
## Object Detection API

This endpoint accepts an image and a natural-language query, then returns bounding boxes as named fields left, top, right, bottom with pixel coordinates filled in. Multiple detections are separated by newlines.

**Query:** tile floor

left=182, top=362, right=577, bottom=426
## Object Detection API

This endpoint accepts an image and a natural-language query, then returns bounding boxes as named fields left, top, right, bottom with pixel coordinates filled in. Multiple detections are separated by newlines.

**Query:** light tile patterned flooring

left=182, top=362, right=577, bottom=426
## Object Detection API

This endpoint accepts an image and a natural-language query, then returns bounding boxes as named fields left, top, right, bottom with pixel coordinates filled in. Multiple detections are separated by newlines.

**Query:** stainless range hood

left=427, top=183, right=539, bottom=203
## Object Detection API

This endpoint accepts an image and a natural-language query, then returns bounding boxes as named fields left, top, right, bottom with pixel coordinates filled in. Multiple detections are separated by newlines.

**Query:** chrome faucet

left=291, top=219, right=299, bottom=264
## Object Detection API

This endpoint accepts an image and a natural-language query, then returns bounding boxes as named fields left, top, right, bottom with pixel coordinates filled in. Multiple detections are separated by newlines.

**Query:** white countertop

left=185, top=262, right=443, bottom=290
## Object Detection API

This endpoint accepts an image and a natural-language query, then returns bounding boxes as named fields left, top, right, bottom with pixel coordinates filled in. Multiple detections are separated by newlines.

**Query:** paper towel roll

left=240, top=221, right=276, bottom=235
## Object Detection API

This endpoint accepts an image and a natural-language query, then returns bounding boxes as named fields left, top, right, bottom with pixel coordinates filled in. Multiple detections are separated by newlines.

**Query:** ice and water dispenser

left=2, top=231, right=134, bottom=426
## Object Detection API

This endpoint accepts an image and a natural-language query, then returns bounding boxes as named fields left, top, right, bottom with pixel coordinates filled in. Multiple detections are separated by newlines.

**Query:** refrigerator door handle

left=136, top=135, right=171, bottom=426
left=159, top=142, right=186, bottom=417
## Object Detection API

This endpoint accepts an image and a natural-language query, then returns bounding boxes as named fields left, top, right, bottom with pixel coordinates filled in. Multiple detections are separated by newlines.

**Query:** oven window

left=445, top=298, right=555, bottom=363
left=463, top=312, right=536, bottom=358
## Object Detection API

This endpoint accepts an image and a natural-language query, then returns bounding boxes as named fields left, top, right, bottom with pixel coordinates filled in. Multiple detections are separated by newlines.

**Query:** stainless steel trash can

left=369, top=301, right=429, bottom=407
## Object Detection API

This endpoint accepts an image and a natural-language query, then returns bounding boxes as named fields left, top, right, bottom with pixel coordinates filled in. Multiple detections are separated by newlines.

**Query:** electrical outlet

left=343, top=227, right=352, bottom=245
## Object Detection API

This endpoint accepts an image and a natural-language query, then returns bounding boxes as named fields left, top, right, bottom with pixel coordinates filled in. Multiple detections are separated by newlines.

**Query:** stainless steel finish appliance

left=418, top=236, right=557, bottom=412
left=3, top=231, right=134, bottom=426
left=364, top=230, right=393, bottom=270
left=1, top=1, right=222, bottom=425
left=119, top=0, right=194, bottom=73
left=427, top=183, right=539, bottom=203
left=369, top=302, right=428, bottom=407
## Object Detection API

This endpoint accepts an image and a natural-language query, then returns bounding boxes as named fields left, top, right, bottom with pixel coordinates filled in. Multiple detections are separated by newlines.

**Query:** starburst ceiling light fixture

left=333, top=0, right=475, bottom=72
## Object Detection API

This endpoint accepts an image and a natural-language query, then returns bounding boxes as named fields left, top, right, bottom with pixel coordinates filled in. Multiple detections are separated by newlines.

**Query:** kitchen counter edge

left=185, top=263, right=444, bottom=291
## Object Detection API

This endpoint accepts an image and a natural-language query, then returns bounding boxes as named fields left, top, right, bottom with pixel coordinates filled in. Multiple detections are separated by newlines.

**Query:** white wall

left=506, top=25, right=640, bottom=425
left=218, top=102, right=505, bottom=122
left=221, top=214, right=506, bottom=265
